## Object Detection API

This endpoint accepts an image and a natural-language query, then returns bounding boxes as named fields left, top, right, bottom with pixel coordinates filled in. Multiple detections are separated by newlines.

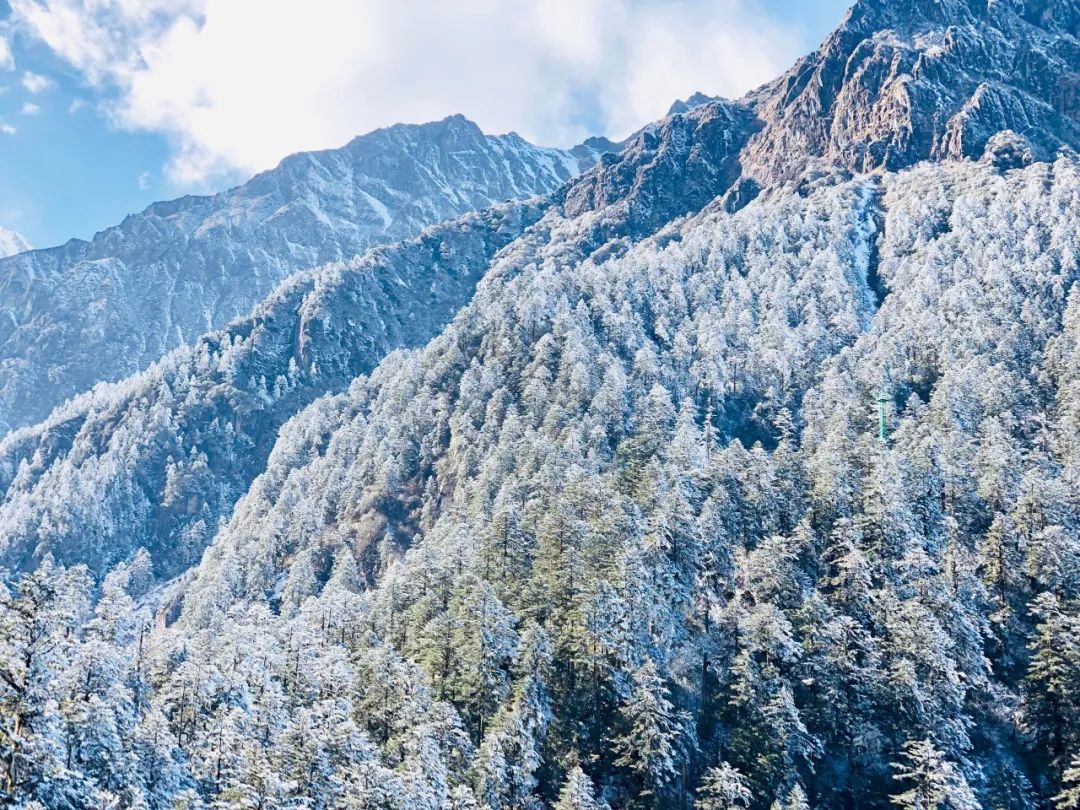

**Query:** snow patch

left=359, top=189, right=393, bottom=229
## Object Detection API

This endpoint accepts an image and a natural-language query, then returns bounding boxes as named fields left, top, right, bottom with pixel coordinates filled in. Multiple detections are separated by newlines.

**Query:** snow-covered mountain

left=6, top=0, right=1080, bottom=807
left=0, top=97, right=757, bottom=581
left=0, top=198, right=551, bottom=578
left=178, top=147, right=1077, bottom=809
left=0, top=226, right=31, bottom=258
left=0, top=115, right=608, bottom=435
left=4, top=0, right=1080, bottom=624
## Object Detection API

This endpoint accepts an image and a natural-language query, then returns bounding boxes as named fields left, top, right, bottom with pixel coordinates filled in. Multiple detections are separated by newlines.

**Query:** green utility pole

left=876, top=390, right=890, bottom=444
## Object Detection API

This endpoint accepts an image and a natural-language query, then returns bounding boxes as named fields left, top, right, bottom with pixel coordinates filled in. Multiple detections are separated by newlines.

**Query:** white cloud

left=138, top=170, right=152, bottom=189
left=21, top=70, right=53, bottom=93
left=0, top=123, right=16, bottom=135
left=10, top=0, right=807, bottom=186
left=21, top=101, right=40, bottom=115
left=0, top=36, right=14, bottom=71
left=68, top=97, right=86, bottom=113
left=0, top=225, right=32, bottom=257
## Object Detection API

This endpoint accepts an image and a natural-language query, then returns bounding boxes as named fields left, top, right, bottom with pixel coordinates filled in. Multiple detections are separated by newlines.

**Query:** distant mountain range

left=0, top=115, right=610, bottom=435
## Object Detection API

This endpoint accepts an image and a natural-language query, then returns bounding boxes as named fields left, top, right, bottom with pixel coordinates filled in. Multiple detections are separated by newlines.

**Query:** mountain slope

left=5, top=1, right=1080, bottom=808
left=183, top=165, right=884, bottom=615
left=174, top=142, right=1080, bottom=810
left=0, top=98, right=752, bottom=580
left=0, top=115, right=606, bottom=435
left=14, top=147, right=1080, bottom=810
left=0, top=198, right=550, bottom=578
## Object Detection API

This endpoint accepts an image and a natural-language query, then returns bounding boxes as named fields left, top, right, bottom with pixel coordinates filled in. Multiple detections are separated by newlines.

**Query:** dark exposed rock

left=560, top=100, right=760, bottom=235
left=667, top=91, right=722, bottom=115
left=558, top=0, right=1080, bottom=250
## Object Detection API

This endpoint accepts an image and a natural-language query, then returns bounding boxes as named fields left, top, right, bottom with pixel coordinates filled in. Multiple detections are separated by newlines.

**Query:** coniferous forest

left=4, top=1, right=1080, bottom=808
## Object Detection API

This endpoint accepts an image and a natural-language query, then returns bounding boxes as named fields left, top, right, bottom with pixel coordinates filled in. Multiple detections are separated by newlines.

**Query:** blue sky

left=0, top=0, right=851, bottom=249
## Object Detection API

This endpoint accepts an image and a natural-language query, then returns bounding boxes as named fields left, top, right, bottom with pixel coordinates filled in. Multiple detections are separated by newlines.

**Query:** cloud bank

left=9, top=0, right=806, bottom=185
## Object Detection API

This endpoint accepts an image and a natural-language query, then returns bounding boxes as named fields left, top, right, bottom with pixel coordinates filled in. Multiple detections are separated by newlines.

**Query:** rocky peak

left=559, top=99, right=758, bottom=233
left=557, top=0, right=1080, bottom=228
left=667, top=91, right=722, bottom=115
left=739, top=0, right=1080, bottom=185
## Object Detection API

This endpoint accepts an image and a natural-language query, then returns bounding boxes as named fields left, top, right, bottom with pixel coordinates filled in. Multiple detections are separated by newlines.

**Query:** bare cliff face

left=560, top=100, right=760, bottom=231
left=547, top=0, right=1080, bottom=233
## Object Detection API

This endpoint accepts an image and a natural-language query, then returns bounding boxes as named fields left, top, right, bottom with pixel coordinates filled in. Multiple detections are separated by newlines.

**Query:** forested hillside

left=0, top=98, right=745, bottom=581
left=8, top=152, right=1080, bottom=809
left=4, top=0, right=1080, bottom=807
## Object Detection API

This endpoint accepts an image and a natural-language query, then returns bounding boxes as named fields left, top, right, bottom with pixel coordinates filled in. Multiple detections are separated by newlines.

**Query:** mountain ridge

left=0, top=114, right=609, bottom=436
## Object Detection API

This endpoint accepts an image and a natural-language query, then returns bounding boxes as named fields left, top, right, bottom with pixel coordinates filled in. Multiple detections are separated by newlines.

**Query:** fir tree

left=696, top=762, right=752, bottom=810
left=889, top=739, right=978, bottom=810
left=555, top=765, right=610, bottom=810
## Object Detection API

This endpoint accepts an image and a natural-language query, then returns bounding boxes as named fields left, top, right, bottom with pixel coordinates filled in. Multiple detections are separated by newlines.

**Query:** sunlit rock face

left=741, top=0, right=1080, bottom=184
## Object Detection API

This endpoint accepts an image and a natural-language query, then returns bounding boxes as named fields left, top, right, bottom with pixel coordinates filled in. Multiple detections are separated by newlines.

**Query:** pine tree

left=280, top=547, right=320, bottom=617
left=1056, top=754, right=1080, bottom=810
left=325, top=545, right=362, bottom=595
left=481, top=491, right=533, bottom=603
left=474, top=727, right=514, bottom=809
left=1025, top=594, right=1080, bottom=784
left=473, top=625, right=552, bottom=810
left=450, top=577, right=518, bottom=743
left=771, top=783, right=811, bottom=810
left=696, top=762, right=752, bottom=810
left=555, top=765, right=610, bottom=810
left=0, top=557, right=92, bottom=806
left=612, top=659, right=693, bottom=801
left=889, top=739, right=978, bottom=810
left=773, top=786, right=812, bottom=810
left=132, top=705, right=189, bottom=806
left=59, top=578, right=143, bottom=805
